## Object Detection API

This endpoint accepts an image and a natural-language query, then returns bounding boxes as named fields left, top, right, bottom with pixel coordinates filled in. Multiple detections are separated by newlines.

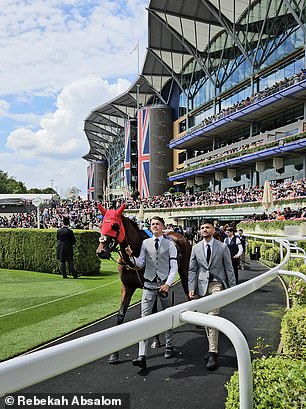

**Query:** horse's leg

left=151, top=298, right=161, bottom=348
left=108, top=284, right=135, bottom=364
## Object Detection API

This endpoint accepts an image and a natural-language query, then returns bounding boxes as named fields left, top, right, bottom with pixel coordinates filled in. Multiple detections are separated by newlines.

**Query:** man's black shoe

left=132, top=356, right=146, bottom=369
left=206, top=352, right=218, bottom=370
left=63, top=276, right=68, bottom=279
left=204, top=351, right=218, bottom=360
left=151, top=339, right=162, bottom=349
left=164, top=347, right=174, bottom=359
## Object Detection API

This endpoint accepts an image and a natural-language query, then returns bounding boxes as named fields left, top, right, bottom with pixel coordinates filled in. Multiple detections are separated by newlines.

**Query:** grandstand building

left=84, top=0, right=306, bottom=200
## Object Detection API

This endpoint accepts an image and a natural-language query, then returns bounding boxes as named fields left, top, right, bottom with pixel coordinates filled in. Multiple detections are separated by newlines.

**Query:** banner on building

left=124, top=120, right=131, bottom=188
left=87, top=162, right=95, bottom=200
left=137, top=108, right=150, bottom=198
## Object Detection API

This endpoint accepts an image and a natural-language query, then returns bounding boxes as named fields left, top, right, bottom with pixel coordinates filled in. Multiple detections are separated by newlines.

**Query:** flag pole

left=137, top=40, right=140, bottom=76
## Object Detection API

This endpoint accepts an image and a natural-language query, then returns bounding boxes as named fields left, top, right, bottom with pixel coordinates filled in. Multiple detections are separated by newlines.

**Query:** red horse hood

left=98, top=203, right=126, bottom=243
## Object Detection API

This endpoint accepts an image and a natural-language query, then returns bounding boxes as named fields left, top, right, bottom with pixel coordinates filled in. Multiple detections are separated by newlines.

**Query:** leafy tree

left=42, top=188, right=55, bottom=194
left=0, top=170, right=27, bottom=194
left=0, top=169, right=56, bottom=195
left=65, top=186, right=81, bottom=200
left=28, top=188, right=43, bottom=194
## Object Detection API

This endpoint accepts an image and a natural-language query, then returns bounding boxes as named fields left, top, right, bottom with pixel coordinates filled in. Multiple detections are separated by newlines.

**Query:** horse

left=96, top=203, right=192, bottom=363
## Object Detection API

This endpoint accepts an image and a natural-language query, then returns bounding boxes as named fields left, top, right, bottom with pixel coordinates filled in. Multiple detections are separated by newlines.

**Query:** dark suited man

left=125, top=216, right=178, bottom=370
left=188, top=220, right=236, bottom=370
left=224, top=227, right=243, bottom=284
left=56, top=216, right=77, bottom=279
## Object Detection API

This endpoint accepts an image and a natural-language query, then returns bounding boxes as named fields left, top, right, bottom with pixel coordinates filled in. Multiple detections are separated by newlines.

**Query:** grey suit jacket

left=188, top=239, right=236, bottom=297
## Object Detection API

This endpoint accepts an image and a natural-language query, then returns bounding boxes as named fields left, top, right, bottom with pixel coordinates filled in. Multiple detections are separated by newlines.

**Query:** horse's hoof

left=108, top=352, right=119, bottom=364
left=151, top=340, right=162, bottom=349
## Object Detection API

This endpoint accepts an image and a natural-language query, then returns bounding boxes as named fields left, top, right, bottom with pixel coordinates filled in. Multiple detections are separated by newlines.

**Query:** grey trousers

left=138, top=287, right=173, bottom=356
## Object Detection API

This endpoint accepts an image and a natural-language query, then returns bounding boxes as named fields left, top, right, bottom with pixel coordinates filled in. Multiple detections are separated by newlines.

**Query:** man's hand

left=188, top=290, right=195, bottom=299
left=125, top=245, right=133, bottom=257
left=159, top=283, right=170, bottom=293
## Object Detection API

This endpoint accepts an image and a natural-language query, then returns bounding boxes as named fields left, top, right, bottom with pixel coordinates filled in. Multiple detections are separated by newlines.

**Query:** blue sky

left=0, top=0, right=147, bottom=197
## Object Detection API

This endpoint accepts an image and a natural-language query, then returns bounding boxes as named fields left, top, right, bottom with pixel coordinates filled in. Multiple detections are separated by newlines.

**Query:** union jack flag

left=87, top=162, right=95, bottom=200
left=124, top=120, right=131, bottom=188
left=137, top=108, right=150, bottom=198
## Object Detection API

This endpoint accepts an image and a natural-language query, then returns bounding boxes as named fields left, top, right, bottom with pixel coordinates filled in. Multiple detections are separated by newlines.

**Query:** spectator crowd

left=175, top=68, right=306, bottom=142
left=1, top=178, right=306, bottom=229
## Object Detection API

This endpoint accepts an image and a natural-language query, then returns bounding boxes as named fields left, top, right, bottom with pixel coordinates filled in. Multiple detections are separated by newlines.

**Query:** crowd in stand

left=0, top=199, right=101, bottom=230
left=124, top=178, right=306, bottom=210
left=1, top=178, right=306, bottom=229
left=201, top=69, right=306, bottom=128
left=189, top=139, right=266, bottom=168
left=175, top=68, right=306, bottom=141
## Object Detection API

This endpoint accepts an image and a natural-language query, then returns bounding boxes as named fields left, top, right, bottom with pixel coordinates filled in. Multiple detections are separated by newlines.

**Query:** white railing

left=1, top=235, right=306, bottom=409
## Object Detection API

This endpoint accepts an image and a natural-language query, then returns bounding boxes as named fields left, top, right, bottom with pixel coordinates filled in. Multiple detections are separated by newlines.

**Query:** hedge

left=238, top=219, right=306, bottom=232
left=281, top=306, right=306, bottom=360
left=247, top=239, right=282, bottom=264
left=0, top=229, right=101, bottom=275
left=225, top=357, right=306, bottom=409
left=226, top=238, right=306, bottom=408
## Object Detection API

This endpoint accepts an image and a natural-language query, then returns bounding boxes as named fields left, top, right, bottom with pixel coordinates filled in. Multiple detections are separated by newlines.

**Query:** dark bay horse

left=96, top=203, right=191, bottom=363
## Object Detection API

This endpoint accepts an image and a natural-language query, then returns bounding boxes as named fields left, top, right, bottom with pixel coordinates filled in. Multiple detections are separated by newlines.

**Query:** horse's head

left=96, top=203, right=126, bottom=259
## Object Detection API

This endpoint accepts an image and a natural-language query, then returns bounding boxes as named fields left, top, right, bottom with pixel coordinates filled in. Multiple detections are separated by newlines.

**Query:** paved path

left=1, top=260, right=285, bottom=409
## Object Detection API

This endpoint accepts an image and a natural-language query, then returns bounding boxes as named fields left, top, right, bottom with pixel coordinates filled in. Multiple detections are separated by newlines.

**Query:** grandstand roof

left=83, top=0, right=256, bottom=161
left=0, top=194, right=52, bottom=205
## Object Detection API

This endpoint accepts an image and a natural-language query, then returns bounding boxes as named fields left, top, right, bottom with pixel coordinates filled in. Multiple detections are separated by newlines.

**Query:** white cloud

left=0, top=0, right=148, bottom=196
left=3, top=75, right=130, bottom=194
left=0, top=99, right=10, bottom=115
left=0, top=0, right=147, bottom=95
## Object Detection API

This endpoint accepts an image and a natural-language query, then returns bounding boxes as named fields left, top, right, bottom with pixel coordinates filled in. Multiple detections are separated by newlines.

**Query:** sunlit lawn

left=0, top=260, right=142, bottom=361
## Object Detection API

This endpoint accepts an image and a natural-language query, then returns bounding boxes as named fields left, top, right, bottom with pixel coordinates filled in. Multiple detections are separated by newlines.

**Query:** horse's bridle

left=100, top=226, right=144, bottom=286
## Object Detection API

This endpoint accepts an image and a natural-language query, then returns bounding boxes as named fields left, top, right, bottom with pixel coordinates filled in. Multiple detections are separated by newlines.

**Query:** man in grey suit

left=188, top=219, right=236, bottom=370
left=125, top=216, right=178, bottom=370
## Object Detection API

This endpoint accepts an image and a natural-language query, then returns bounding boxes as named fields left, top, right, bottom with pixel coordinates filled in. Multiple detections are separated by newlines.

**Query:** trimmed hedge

left=247, top=239, right=281, bottom=264
left=0, top=229, right=101, bottom=275
left=225, top=357, right=306, bottom=409
left=238, top=219, right=306, bottom=232
left=226, top=237, right=306, bottom=408
left=281, top=306, right=306, bottom=360
left=283, top=259, right=306, bottom=307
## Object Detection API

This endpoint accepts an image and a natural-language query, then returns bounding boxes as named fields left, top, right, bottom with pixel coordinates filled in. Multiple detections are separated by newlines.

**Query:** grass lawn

left=0, top=260, right=142, bottom=362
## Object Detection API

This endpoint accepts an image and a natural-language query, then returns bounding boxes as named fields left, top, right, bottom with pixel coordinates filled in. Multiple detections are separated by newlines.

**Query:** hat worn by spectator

left=63, top=216, right=70, bottom=226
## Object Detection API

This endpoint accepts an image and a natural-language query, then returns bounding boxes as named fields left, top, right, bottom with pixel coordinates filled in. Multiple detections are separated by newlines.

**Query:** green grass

left=0, top=260, right=142, bottom=361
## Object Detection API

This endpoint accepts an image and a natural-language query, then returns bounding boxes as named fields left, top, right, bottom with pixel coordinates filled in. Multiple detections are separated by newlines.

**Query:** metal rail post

left=180, top=311, right=253, bottom=409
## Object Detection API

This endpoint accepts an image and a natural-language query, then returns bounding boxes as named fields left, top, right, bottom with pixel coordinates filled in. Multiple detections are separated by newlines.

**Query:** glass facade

left=259, top=55, right=305, bottom=90
left=178, top=0, right=305, bottom=128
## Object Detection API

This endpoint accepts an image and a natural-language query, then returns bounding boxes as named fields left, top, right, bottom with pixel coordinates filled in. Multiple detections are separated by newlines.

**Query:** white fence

left=1, top=235, right=306, bottom=409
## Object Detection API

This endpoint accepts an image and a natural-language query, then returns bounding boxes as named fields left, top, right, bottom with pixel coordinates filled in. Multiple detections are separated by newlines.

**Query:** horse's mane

left=122, top=216, right=149, bottom=241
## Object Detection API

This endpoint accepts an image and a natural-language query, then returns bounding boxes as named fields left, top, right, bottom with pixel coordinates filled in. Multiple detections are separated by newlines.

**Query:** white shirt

left=225, top=235, right=243, bottom=257
left=203, top=238, right=214, bottom=261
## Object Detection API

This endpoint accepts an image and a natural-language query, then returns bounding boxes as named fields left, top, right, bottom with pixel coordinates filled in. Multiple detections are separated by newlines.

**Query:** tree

left=65, top=186, right=81, bottom=200
left=0, top=170, right=27, bottom=194
left=42, top=187, right=55, bottom=194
